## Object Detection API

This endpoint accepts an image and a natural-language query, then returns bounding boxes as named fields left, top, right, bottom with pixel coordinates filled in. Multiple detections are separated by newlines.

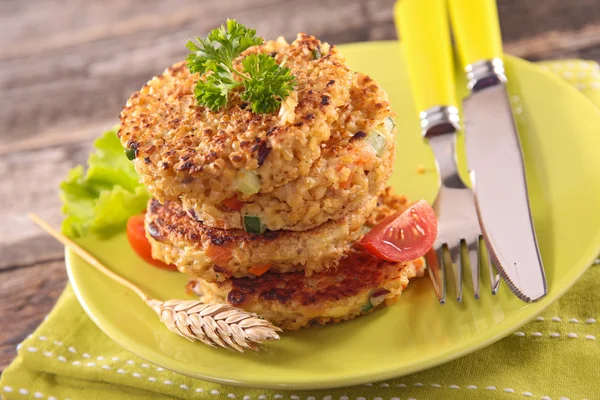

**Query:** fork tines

left=426, top=240, right=500, bottom=304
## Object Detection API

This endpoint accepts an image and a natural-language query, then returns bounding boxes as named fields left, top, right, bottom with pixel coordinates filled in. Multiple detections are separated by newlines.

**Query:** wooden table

left=2, top=0, right=600, bottom=372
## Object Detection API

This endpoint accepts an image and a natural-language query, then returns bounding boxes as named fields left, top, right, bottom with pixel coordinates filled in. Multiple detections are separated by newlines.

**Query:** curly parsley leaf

left=193, top=67, right=239, bottom=111
left=186, top=20, right=263, bottom=75
left=241, top=54, right=296, bottom=113
left=186, top=20, right=296, bottom=113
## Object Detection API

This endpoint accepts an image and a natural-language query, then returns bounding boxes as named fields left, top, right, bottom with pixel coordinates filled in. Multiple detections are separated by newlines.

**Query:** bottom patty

left=188, top=251, right=426, bottom=331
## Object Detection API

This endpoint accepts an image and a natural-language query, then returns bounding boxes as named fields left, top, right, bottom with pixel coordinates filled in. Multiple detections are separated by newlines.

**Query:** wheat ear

left=29, top=214, right=281, bottom=352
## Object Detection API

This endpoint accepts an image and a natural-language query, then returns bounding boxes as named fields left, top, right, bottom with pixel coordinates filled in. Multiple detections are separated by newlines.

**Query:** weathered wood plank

left=0, top=0, right=372, bottom=151
left=497, top=0, right=600, bottom=43
left=0, top=0, right=278, bottom=58
left=0, top=140, right=92, bottom=270
left=2, top=0, right=600, bottom=154
left=505, top=24, right=600, bottom=60
left=0, top=261, right=67, bottom=372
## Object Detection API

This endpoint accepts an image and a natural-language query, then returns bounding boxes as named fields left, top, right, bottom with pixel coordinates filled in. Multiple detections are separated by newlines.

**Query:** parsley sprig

left=186, top=20, right=296, bottom=114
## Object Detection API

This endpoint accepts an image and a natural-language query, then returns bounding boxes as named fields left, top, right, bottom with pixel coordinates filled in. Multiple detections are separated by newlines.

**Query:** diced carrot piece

left=354, top=143, right=376, bottom=165
left=222, top=196, right=244, bottom=211
left=206, top=244, right=233, bottom=265
left=248, top=264, right=272, bottom=276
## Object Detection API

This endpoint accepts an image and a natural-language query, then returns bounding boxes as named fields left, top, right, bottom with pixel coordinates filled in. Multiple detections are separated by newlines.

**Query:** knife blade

left=463, top=83, right=547, bottom=302
left=449, top=0, right=547, bottom=302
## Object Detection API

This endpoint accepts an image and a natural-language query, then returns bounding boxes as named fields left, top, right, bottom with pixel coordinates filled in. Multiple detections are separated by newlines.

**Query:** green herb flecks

left=186, top=19, right=296, bottom=114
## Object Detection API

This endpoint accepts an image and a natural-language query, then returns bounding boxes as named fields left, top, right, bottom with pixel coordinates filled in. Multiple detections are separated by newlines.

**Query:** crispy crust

left=118, top=34, right=394, bottom=230
left=183, top=115, right=395, bottom=231
left=191, top=253, right=426, bottom=331
left=146, top=187, right=409, bottom=282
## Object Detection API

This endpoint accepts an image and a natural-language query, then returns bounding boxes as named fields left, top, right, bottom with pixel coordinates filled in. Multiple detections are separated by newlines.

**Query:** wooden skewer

left=28, top=213, right=150, bottom=302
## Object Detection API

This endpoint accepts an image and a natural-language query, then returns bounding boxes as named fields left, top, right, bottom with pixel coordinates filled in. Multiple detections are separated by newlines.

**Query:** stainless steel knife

left=448, top=0, right=547, bottom=302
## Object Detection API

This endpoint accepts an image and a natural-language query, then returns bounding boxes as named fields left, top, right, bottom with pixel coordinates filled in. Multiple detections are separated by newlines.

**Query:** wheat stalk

left=29, top=214, right=281, bottom=352
left=147, top=300, right=281, bottom=351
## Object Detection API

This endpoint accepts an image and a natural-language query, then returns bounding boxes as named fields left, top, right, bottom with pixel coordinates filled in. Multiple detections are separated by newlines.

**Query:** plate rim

left=65, top=40, right=600, bottom=390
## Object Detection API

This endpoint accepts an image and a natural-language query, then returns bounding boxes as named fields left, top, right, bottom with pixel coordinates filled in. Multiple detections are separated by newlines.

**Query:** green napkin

left=2, top=60, right=600, bottom=400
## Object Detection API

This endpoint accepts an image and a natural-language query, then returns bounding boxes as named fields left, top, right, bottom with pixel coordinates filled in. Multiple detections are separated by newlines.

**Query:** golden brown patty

left=118, top=33, right=394, bottom=230
left=183, top=107, right=395, bottom=231
left=190, top=252, right=426, bottom=331
left=146, top=188, right=409, bottom=282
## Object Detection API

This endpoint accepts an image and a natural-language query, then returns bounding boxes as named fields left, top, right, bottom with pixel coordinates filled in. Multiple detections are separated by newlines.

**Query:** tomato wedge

left=126, top=214, right=178, bottom=270
left=359, top=200, right=438, bottom=262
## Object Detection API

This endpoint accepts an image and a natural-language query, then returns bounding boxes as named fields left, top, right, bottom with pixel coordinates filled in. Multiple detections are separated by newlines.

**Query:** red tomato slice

left=126, top=214, right=178, bottom=270
left=359, top=200, right=438, bottom=262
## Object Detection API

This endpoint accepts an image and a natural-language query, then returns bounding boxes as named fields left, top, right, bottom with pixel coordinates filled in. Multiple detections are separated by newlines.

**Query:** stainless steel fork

left=395, top=0, right=500, bottom=303
left=422, top=107, right=501, bottom=304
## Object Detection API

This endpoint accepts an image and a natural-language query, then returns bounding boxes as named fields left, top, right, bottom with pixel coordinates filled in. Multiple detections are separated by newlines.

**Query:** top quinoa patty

left=118, top=33, right=392, bottom=208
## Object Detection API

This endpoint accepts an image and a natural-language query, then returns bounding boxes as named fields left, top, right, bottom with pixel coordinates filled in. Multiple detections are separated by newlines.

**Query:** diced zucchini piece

left=361, top=289, right=390, bottom=313
left=312, top=48, right=321, bottom=59
left=361, top=298, right=374, bottom=313
left=369, top=292, right=389, bottom=307
left=384, top=116, right=396, bottom=132
left=365, top=130, right=387, bottom=157
left=236, top=171, right=261, bottom=195
left=243, top=215, right=265, bottom=234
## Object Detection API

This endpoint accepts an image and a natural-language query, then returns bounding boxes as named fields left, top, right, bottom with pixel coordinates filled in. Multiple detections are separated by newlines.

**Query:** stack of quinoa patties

left=118, top=34, right=425, bottom=331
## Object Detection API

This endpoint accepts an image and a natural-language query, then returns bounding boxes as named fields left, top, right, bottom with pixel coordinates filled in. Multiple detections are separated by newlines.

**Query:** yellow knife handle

left=394, top=0, right=458, bottom=116
left=448, top=0, right=503, bottom=68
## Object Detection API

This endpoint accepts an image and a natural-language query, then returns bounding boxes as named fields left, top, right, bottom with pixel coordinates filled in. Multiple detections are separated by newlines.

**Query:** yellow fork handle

left=394, top=0, right=458, bottom=115
left=448, top=0, right=503, bottom=68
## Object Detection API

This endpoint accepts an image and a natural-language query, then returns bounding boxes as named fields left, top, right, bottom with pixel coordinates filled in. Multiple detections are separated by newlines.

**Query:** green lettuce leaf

left=59, top=127, right=149, bottom=238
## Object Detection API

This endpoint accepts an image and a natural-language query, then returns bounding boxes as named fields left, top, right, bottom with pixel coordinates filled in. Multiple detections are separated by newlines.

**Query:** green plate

left=66, top=41, right=600, bottom=390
